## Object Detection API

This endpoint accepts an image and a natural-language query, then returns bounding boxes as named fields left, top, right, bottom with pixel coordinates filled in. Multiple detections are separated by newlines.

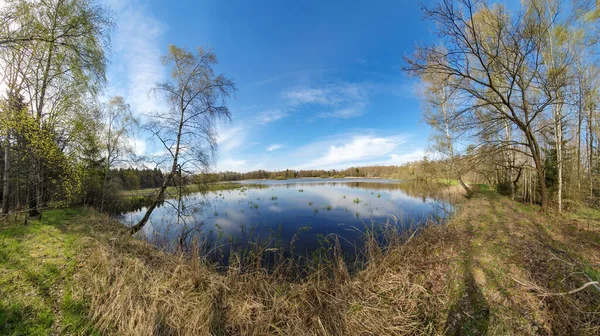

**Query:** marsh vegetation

left=119, top=179, right=452, bottom=267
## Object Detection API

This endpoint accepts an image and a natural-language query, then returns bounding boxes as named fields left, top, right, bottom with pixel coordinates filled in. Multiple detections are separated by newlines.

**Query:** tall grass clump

left=75, top=213, right=457, bottom=335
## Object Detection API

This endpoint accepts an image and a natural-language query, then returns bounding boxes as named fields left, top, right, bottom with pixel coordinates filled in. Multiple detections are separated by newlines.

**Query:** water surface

left=120, top=178, right=452, bottom=262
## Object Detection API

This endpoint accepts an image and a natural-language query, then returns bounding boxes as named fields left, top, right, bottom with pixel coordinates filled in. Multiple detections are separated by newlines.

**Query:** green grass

left=515, top=202, right=535, bottom=213
left=475, top=183, right=490, bottom=190
left=0, top=208, right=98, bottom=335
left=437, top=178, right=459, bottom=186
left=583, top=265, right=600, bottom=281
left=572, top=207, right=600, bottom=220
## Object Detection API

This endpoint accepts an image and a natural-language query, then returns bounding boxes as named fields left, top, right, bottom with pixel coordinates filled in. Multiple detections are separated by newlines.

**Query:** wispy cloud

left=297, top=134, right=406, bottom=169
left=256, top=109, right=288, bottom=124
left=217, top=131, right=423, bottom=172
left=105, top=0, right=167, bottom=118
left=283, top=82, right=370, bottom=119
left=217, top=125, right=247, bottom=152
left=317, top=103, right=366, bottom=119
left=266, top=144, right=283, bottom=152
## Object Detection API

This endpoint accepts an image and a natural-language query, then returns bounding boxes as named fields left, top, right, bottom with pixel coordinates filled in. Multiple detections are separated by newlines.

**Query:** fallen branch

left=538, top=281, right=600, bottom=297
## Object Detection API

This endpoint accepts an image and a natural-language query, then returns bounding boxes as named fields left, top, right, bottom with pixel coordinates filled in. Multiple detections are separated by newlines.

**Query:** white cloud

left=126, top=137, right=147, bottom=156
left=353, top=149, right=426, bottom=167
left=217, top=125, right=246, bottom=152
left=215, top=109, right=287, bottom=157
left=256, top=109, right=288, bottom=124
left=284, top=88, right=331, bottom=105
left=218, top=158, right=248, bottom=171
left=317, top=103, right=366, bottom=119
left=213, top=131, right=422, bottom=173
left=387, top=151, right=426, bottom=164
left=104, top=0, right=167, bottom=118
left=266, top=144, right=283, bottom=152
left=283, top=82, right=370, bottom=119
left=212, top=134, right=422, bottom=173
left=297, top=134, right=407, bottom=169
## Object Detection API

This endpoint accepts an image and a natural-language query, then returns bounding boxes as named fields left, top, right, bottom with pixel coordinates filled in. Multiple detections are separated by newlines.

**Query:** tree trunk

left=526, top=128, right=548, bottom=210
left=129, top=171, right=174, bottom=234
left=504, top=119, right=514, bottom=199
left=131, top=100, right=185, bottom=234
left=2, top=136, right=9, bottom=214
left=100, top=168, right=108, bottom=212
left=555, top=102, right=563, bottom=213
left=577, top=77, right=583, bottom=192
left=589, top=107, right=594, bottom=200
left=27, top=164, right=39, bottom=218
left=100, top=146, right=112, bottom=212
left=458, top=176, right=471, bottom=194
left=536, top=159, right=548, bottom=210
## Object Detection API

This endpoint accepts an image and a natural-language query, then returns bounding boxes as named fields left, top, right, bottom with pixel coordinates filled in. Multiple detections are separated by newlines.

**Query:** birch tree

left=130, top=45, right=235, bottom=234
left=100, top=96, right=136, bottom=211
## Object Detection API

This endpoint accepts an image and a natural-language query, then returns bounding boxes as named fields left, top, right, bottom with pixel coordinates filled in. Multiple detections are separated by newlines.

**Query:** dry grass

left=74, top=212, right=460, bottom=335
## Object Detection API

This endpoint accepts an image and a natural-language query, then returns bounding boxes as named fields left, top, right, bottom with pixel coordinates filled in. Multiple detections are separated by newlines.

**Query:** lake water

left=120, top=178, right=452, bottom=264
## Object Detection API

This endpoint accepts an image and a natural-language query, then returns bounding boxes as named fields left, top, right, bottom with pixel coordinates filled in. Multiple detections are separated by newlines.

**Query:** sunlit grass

left=0, top=208, right=98, bottom=335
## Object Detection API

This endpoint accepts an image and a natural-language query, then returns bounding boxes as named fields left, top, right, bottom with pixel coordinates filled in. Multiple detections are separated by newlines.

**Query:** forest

left=404, top=0, right=600, bottom=213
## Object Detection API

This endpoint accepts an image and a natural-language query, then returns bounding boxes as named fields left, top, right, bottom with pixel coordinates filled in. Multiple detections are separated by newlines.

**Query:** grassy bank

left=1, top=189, right=599, bottom=335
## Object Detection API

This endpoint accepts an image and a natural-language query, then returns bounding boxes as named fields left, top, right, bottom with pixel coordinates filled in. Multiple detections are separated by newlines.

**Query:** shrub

left=496, top=181, right=514, bottom=196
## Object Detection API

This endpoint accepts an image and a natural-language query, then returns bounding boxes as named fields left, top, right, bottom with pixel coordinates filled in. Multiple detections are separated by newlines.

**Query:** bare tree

left=404, top=0, right=565, bottom=210
left=130, top=45, right=235, bottom=234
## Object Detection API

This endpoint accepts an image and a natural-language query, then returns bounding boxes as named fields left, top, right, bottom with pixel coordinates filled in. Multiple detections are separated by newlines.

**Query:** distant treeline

left=103, top=164, right=429, bottom=193
left=212, top=164, right=424, bottom=181
left=111, top=168, right=171, bottom=190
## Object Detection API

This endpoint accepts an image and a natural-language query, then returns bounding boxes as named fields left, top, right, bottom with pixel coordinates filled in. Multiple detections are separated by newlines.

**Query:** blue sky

left=103, top=0, right=440, bottom=172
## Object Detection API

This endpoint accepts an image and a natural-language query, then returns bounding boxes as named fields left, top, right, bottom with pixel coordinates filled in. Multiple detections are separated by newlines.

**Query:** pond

left=119, top=178, right=453, bottom=265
